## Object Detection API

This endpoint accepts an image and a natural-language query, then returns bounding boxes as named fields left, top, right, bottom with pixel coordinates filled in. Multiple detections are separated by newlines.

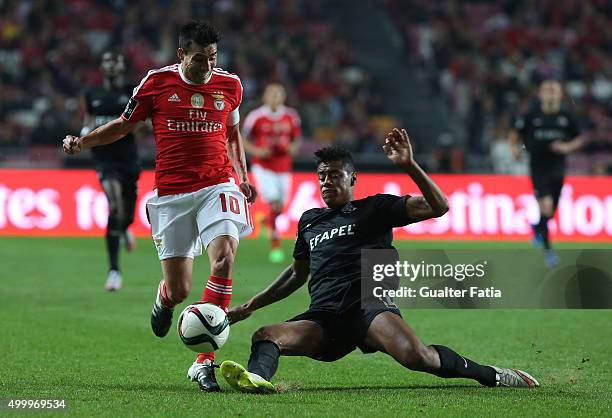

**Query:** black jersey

left=84, top=86, right=138, bottom=166
left=293, top=194, right=412, bottom=313
left=514, top=108, right=579, bottom=170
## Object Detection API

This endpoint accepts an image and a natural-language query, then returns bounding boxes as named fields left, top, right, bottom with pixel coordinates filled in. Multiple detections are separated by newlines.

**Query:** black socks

left=248, top=340, right=281, bottom=381
left=106, top=231, right=120, bottom=271
left=246, top=341, right=498, bottom=387
left=534, top=215, right=551, bottom=249
left=431, top=345, right=497, bottom=387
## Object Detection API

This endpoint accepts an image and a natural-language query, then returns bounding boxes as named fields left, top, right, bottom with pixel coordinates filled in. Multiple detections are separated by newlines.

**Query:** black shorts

left=530, top=166, right=564, bottom=200
left=287, top=305, right=401, bottom=362
left=96, top=163, right=140, bottom=188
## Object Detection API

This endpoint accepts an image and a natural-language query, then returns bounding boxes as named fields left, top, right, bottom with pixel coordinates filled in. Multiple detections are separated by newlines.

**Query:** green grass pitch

left=1, top=237, right=611, bottom=417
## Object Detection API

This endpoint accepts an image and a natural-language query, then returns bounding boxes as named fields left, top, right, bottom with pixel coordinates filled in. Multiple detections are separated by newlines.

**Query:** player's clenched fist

left=63, top=135, right=82, bottom=155
left=240, top=181, right=258, bottom=204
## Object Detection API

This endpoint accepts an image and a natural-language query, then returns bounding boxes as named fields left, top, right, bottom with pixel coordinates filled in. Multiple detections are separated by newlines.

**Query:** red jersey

left=121, top=64, right=243, bottom=196
left=242, top=105, right=301, bottom=173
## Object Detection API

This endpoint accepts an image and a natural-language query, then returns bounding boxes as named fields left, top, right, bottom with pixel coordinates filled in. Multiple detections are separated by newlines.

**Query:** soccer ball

left=177, top=303, right=230, bottom=352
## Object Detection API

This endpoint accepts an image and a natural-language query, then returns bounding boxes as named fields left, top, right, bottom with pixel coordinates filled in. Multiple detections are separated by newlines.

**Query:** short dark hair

left=314, top=146, right=356, bottom=172
left=179, top=20, right=220, bottom=52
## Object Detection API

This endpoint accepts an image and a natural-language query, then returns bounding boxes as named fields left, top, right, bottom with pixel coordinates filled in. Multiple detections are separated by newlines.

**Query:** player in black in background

left=509, top=80, right=583, bottom=268
left=218, top=128, right=539, bottom=392
left=80, top=52, right=141, bottom=291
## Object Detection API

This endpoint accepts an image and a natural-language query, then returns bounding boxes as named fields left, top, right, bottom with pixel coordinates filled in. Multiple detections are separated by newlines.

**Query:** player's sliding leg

left=221, top=321, right=328, bottom=393
left=187, top=233, right=238, bottom=392
left=363, top=312, right=538, bottom=387
left=101, top=177, right=124, bottom=291
left=268, top=200, right=284, bottom=263
left=151, top=257, right=193, bottom=337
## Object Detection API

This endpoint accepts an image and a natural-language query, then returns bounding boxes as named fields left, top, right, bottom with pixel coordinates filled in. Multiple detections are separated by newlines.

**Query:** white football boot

left=491, top=366, right=540, bottom=387
left=104, top=269, right=122, bottom=291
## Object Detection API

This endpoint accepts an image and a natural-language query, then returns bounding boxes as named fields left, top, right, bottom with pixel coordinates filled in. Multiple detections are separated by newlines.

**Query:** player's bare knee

left=539, top=197, right=554, bottom=217
left=540, top=204, right=553, bottom=217
left=252, top=326, right=275, bottom=344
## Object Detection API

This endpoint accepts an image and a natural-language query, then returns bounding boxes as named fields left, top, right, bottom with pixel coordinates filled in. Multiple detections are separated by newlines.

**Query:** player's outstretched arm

left=227, top=259, right=309, bottom=324
left=383, top=128, right=449, bottom=222
left=62, top=117, right=137, bottom=155
left=227, top=123, right=258, bottom=203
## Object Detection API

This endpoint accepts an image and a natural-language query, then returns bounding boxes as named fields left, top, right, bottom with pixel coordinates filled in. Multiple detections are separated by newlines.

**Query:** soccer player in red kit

left=243, top=84, right=302, bottom=263
left=62, top=20, right=257, bottom=392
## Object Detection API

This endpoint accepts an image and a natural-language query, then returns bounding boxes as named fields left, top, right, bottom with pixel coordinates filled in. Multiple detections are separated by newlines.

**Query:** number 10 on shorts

left=217, top=190, right=253, bottom=229
left=219, top=193, right=240, bottom=214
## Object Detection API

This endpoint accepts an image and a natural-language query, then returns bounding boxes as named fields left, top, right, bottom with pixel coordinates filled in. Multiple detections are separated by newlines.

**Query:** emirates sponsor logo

left=167, top=119, right=223, bottom=133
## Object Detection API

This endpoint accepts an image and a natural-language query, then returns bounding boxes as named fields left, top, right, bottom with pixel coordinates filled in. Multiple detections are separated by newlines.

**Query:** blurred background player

left=80, top=51, right=140, bottom=291
left=509, top=80, right=583, bottom=267
left=243, top=84, right=302, bottom=263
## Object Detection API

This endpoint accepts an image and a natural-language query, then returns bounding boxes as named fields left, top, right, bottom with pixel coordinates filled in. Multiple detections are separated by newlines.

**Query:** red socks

left=196, top=275, right=232, bottom=364
left=201, top=275, right=232, bottom=309
left=268, top=210, right=281, bottom=249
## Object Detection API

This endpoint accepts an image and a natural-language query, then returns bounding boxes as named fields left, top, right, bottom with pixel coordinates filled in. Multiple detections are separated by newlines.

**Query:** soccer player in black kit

left=81, top=52, right=140, bottom=291
left=218, top=128, right=539, bottom=392
left=510, top=80, right=583, bottom=267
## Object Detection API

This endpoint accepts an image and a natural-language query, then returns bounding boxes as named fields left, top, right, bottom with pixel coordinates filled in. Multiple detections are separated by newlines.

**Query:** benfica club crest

left=211, top=92, right=225, bottom=111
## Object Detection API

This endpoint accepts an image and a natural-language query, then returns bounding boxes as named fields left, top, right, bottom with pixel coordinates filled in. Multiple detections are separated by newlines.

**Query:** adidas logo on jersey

left=168, top=93, right=181, bottom=102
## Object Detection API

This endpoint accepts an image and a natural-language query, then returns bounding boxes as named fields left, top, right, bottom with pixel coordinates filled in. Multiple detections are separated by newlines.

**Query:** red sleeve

left=121, top=71, right=156, bottom=122
left=233, top=77, right=243, bottom=111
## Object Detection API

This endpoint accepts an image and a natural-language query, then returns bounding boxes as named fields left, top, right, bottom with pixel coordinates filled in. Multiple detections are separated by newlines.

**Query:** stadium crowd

left=1, top=0, right=610, bottom=173
left=0, top=0, right=384, bottom=164
left=384, top=0, right=612, bottom=174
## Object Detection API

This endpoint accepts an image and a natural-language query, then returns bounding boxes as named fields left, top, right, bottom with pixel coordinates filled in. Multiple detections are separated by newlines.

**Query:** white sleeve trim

left=227, top=106, right=240, bottom=126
